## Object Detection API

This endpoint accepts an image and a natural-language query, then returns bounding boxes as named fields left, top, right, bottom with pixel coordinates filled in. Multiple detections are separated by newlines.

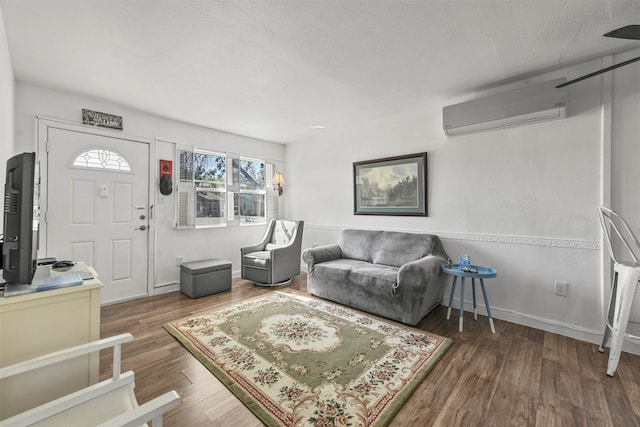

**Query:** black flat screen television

left=2, top=152, right=40, bottom=284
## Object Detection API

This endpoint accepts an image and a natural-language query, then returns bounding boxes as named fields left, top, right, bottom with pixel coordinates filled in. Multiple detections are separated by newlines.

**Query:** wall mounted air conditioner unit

left=443, top=78, right=567, bottom=137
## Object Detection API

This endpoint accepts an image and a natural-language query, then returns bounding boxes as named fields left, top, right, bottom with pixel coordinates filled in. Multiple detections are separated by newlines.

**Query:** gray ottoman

left=180, top=259, right=232, bottom=298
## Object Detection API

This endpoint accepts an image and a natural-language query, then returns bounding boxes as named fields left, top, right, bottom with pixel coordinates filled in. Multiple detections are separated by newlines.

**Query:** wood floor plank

left=99, top=274, right=640, bottom=426
left=534, top=403, right=573, bottom=427
left=432, top=372, right=499, bottom=426
left=618, top=353, right=640, bottom=417
left=539, top=358, right=585, bottom=409
left=542, top=331, right=580, bottom=370
left=498, top=336, right=542, bottom=397
left=579, top=376, right=614, bottom=426
left=604, top=372, right=640, bottom=427
left=485, top=380, right=538, bottom=427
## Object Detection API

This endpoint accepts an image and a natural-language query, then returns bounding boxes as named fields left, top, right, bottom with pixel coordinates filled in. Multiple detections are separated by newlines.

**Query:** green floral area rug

left=164, top=291, right=452, bottom=426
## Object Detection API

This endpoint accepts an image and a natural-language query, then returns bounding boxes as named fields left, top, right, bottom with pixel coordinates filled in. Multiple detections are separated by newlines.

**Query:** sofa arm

left=241, top=242, right=265, bottom=256
left=398, top=254, right=447, bottom=290
left=241, top=220, right=277, bottom=256
left=302, top=244, right=342, bottom=268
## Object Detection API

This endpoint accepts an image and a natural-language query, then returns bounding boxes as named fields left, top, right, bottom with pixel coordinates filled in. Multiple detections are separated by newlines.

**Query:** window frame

left=237, top=156, right=267, bottom=226
left=175, top=147, right=271, bottom=229
left=71, top=148, right=133, bottom=173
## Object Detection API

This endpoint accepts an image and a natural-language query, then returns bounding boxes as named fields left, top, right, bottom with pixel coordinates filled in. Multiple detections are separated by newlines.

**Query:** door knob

left=135, top=225, right=147, bottom=231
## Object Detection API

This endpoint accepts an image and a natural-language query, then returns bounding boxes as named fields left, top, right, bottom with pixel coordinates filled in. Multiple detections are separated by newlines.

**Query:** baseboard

left=101, top=292, right=149, bottom=306
left=442, top=296, right=640, bottom=355
left=154, top=282, right=180, bottom=295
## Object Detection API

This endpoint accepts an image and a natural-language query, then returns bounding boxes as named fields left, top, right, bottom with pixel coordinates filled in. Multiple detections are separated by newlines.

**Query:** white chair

left=597, top=206, right=640, bottom=376
left=0, top=333, right=181, bottom=426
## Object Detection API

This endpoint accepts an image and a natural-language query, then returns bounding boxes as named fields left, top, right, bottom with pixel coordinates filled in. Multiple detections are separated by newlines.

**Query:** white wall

left=13, top=83, right=285, bottom=289
left=611, top=49, right=640, bottom=231
left=0, top=6, right=14, bottom=202
left=286, top=53, right=640, bottom=347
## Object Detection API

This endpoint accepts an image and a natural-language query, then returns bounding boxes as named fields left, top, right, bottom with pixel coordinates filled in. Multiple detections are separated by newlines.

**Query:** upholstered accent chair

left=241, top=219, right=304, bottom=286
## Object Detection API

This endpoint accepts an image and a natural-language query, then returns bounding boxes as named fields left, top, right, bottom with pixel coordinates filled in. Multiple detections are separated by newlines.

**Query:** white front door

left=43, top=124, right=151, bottom=304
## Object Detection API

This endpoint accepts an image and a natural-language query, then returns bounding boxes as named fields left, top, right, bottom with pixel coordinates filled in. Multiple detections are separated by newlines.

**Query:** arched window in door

left=72, top=149, right=132, bottom=172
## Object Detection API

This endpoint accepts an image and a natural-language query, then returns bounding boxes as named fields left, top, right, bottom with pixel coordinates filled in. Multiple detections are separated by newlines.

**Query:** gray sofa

left=302, top=229, right=449, bottom=326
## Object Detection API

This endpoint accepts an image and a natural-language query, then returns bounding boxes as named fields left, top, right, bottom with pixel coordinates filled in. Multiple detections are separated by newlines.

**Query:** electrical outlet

left=176, top=256, right=183, bottom=266
left=554, top=280, right=569, bottom=297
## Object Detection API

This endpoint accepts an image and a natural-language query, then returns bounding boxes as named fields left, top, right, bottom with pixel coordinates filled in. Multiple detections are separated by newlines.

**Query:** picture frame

left=353, top=152, right=427, bottom=216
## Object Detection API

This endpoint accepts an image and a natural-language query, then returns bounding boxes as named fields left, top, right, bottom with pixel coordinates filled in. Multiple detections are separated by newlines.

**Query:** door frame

left=36, top=117, right=156, bottom=300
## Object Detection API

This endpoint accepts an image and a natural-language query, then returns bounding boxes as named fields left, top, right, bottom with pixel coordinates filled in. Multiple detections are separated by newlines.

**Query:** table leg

left=447, top=276, right=457, bottom=320
left=480, top=278, right=495, bottom=334
left=472, top=278, right=478, bottom=320
left=459, top=277, right=465, bottom=332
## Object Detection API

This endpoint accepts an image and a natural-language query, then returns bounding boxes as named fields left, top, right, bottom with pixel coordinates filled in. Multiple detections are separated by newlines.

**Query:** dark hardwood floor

left=100, top=274, right=640, bottom=426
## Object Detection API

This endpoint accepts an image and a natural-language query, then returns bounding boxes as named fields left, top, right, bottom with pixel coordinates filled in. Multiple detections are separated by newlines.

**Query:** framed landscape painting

left=353, top=152, right=427, bottom=216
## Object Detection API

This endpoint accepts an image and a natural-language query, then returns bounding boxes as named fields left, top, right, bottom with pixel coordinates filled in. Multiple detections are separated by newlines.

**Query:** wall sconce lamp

left=272, top=172, right=285, bottom=196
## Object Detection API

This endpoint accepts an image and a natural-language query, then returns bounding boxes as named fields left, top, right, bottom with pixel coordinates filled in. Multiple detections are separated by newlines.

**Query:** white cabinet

left=0, top=277, right=102, bottom=420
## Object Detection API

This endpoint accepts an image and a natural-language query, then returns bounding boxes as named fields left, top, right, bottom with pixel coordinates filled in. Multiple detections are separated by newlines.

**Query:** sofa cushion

left=312, top=258, right=371, bottom=279
left=371, top=231, right=435, bottom=267
left=312, top=259, right=397, bottom=286
left=348, top=263, right=398, bottom=288
left=243, top=251, right=271, bottom=269
left=338, top=229, right=382, bottom=262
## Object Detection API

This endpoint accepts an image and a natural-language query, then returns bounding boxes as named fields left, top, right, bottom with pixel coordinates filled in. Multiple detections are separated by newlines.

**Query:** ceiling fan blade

left=557, top=25, right=640, bottom=88
left=604, top=25, right=640, bottom=40
left=556, top=55, right=640, bottom=88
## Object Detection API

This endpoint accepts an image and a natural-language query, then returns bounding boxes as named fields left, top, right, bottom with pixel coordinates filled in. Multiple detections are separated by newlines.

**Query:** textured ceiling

left=1, top=0, right=639, bottom=143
